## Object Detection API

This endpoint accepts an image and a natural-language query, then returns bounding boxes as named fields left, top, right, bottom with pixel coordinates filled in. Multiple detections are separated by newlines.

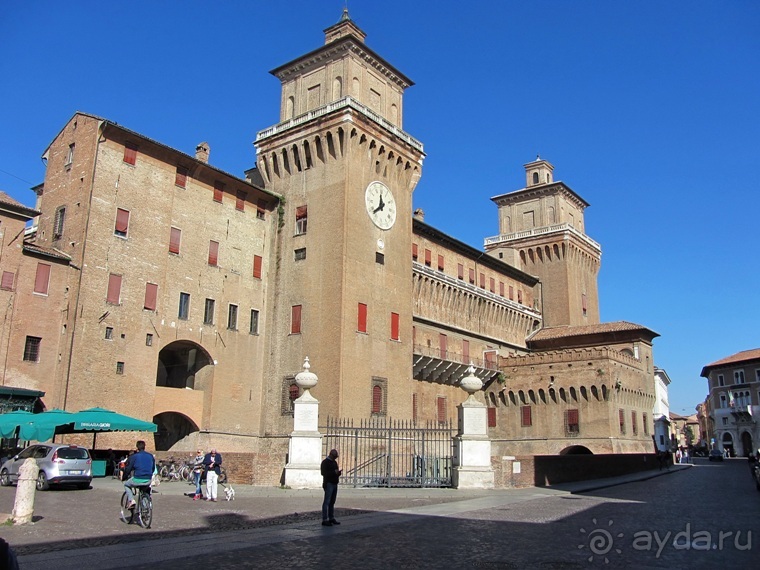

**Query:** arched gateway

left=153, top=340, right=214, bottom=450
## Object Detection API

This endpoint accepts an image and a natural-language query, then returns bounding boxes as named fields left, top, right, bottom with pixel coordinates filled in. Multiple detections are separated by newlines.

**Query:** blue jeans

left=322, top=482, right=338, bottom=521
left=193, top=471, right=202, bottom=496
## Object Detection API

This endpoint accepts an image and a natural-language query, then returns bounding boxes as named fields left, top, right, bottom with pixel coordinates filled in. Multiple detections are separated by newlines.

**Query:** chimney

left=195, top=142, right=210, bottom=163
left=413, top=208, right=425, bottom=222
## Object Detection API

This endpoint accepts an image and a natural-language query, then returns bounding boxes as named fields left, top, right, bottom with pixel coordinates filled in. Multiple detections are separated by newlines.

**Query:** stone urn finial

left=459, top=364, right=483, bottom=397
left=295, top=357, right=318, bottom=392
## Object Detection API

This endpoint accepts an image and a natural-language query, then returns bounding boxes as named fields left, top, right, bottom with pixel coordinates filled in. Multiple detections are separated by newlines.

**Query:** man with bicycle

left=122, top=440, right=156, bottom=509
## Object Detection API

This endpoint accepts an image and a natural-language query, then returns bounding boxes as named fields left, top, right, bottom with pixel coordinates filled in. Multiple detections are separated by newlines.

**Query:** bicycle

left=120, top=484, right=153, bottom=528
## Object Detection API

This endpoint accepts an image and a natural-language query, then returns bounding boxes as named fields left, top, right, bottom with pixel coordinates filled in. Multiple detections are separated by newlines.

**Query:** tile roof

left=0, top=190, right=39, bottom=217
left=529, top=321, right=654, bottom=341
left=703, top=348, right=760, bottom=369
left=22, top=242, right=71, bottom=262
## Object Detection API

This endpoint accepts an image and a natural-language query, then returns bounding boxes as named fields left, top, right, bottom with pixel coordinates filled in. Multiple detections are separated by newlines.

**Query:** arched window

left=532, top=172, right=539, bottom=184
left=372, top=385, right=382, bottom=414
left=286, top=96, right=295, bottom=119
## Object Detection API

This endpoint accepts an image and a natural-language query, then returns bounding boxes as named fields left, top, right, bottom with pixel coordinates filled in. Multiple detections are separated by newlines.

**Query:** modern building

left=0, top=11, right=661, bottom=481
left=700, top=348, right=760, bottom=456
left=653, top=367, right=672, bottom=452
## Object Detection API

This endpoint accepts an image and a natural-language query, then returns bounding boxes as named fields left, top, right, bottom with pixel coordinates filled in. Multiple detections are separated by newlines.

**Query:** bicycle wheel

left=179, top=464, right=191, bottom=482
left=138, top=492, right=153, bottom=528
left=159, top=464, right=170, bottom=480
left=120, top=491, right=135, bottom=524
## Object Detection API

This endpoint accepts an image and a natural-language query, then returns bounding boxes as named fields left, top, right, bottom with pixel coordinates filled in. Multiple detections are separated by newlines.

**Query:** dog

left=223, top=483, right=235, bottom=501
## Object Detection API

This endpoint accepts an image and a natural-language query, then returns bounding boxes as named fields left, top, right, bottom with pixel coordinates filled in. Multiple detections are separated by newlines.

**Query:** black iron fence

left=322, top=417, right=455, bottom=488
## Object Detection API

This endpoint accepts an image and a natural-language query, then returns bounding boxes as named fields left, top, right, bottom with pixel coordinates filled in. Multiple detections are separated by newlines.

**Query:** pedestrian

left=321, top=448, right=342, bottom=526
left=202, top=448, right=222, bottom=501
left=192, top=449, right=205, bottom=500
left=682, top=449, right=689, bottom=464
left=675, top=448, right=682, bottom=464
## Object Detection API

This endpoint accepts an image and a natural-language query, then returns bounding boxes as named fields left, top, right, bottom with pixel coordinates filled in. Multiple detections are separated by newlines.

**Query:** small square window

left=256, top=200, right=266, bottom=220
left=204, top=298, right=215, bottom=325
left=228, top=304, right=238, bottom=330
left=23, top=336, right=42, bottom=362
left=294, top=248, right=306, bottom=261
left=146, top=333, right=153, bottom=347
left=178, top=292, right=190, bottom=320
left=105, top=327, right=113, bottom=340
left=250, top=309, right=259, bottom=335
left=375, top=252, right=384, bottom=265
left=54, top=207, right=66, bottom=239
left=116, top=361, right=125, bottom=374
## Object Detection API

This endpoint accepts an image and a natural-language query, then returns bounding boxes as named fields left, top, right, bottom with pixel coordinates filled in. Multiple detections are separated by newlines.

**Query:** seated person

left=122, top=440, right=155, bottom=508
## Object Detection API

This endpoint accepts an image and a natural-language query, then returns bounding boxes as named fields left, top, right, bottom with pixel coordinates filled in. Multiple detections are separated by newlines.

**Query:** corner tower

left=255, top=11, right=425, bottom=429
left=484, top=158, right=601, bottom=327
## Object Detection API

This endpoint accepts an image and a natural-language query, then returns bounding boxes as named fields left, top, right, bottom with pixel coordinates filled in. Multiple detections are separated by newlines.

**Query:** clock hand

left=373, top=195, right=385, bottom=214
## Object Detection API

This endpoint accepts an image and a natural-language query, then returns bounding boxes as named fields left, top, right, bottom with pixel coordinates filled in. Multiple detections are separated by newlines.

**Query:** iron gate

left=321, top=417, right=455, bottom=488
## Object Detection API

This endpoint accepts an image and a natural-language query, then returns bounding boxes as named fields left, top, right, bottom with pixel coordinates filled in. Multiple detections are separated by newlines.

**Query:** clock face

left=365, top=181, right=396, bottom=230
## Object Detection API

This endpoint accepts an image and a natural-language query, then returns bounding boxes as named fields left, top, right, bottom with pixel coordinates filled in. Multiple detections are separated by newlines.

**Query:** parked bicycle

left=120, top=483, right=153, bottom=528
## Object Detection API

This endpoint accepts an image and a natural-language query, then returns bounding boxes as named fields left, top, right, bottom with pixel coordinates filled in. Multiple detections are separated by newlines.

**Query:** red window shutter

left=213, top=181, right=224, bottom=202
left=34, top=263, right=51, bottom=294
left=253, top=255, right=263, bottom=279
left=358, top=303, right=367, bottom=333
left=521, top=405, right=532, bottom=427
left=509, top=286, right=514, bottom=300
left=208, top=240, right=219, bottom=266
left=631, top=411, right=637, bottom=434
left=390, top=312, right=400, bottom=341
left=499, top=282, right=505, bottom=297
left=1, top=271, right=14, bottom=291
left=462, top=340, right=469, bottom=362
left=469, top=269, right=475, bottom=284
left=115, top=208, right=130, bottom=235
left=439, top=333, right=447, bottom=359
left=567, top=409, right=579, bottom=425
left=437, top=397, right=446, bottom=423
left=106, top=274, right=122, bottom=304
left=582, top=294, right=587, bottom=311
left=437, top=255, right=444, bottom=271
left=291, top=305, right=302, bottom=334
left=123, top=143, right=137, bottom=165
left=457, top=264, right=464, bottom=279
left=295, top=206, right=307, bottom=219
left=479, top=273, right=485, bottom=288
left=412, top=243, right=418, bottom=260
left=372, top=385, right=382, bottom=414
left=489, top=277, right=495, bottom=293
left=236, top=190, right=246, bottom=211
left=424, top=249, right=431, bottom=266
left=487, top=407, right=497, bottom=428
left=144, top=283, right=158, bottom=311
left=169, top=227, right=181, bottom=254
left=175, top=166, right=188, bottom=188
left=517, top=290, right=523, bottom=304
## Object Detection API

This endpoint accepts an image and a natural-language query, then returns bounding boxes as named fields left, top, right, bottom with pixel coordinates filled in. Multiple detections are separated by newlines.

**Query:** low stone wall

left=493, top=453, right=659, bottom=488
left=154, top=449, right=287, bottom=486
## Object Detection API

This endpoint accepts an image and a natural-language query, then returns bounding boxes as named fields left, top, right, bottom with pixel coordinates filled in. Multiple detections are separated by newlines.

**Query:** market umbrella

left=68, top=407, right=157, bottom=448
left=18, top=409, right=75, bottom=442
left=0, top=410, right=35, bottom=439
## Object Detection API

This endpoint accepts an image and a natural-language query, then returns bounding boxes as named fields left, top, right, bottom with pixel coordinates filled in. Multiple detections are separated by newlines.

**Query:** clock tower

left=255, top=11, right=425, bottom=430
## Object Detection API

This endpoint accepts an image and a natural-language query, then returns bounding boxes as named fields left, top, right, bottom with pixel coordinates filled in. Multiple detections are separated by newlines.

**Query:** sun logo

left=578, top=518, right=624, bottom=564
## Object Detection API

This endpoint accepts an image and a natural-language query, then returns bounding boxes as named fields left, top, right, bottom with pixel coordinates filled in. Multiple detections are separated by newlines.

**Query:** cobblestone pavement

left=7, top=462, right=750, bottom=570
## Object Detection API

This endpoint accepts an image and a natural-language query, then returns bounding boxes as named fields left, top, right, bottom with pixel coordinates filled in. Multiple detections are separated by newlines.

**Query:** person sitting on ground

left=122, top=440, right=156, bottom=509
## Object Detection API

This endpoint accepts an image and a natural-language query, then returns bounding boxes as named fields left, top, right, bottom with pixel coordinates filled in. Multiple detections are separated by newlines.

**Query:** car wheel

left=36, top=471, right=50, bottom=491
left=0, top=468, right=10, bottom=486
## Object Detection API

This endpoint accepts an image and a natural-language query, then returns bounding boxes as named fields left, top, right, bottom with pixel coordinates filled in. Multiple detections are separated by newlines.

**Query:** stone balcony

left=413, top=343, right=500, bottom=387
left=484, top=222, right=601, bottom=253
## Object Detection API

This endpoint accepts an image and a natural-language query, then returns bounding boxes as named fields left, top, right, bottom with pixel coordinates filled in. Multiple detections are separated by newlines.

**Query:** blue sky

left=1, top=1, right=758, bottom=416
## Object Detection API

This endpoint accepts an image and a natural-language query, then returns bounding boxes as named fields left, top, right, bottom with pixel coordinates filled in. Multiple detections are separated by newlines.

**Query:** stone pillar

left=452, top=366, right=494, bottom=489
left=13, top=458, right=39, bottom=525
left=284, top=357, right=323, bottom=489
